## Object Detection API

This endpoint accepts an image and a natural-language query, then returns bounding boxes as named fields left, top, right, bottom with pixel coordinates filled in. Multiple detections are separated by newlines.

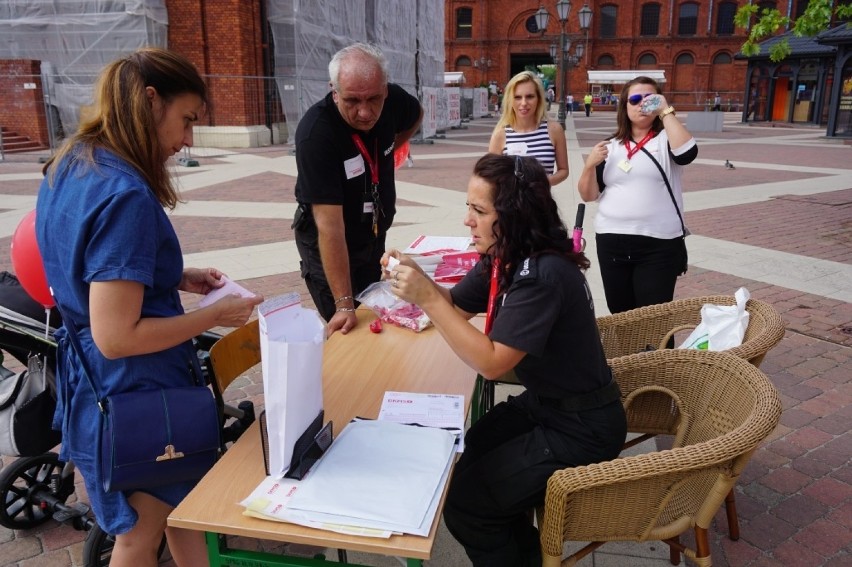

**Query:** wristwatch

left=660, top=106, right=677, bottom=118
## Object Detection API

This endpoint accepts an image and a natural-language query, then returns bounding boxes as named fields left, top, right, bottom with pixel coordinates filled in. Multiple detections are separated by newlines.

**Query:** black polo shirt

left=451, top=254, right=610, bottom=398
left=294, top=83, right=422, bottom=253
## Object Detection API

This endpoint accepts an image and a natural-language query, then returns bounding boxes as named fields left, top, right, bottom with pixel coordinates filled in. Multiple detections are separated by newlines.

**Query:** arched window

left=597, top=55, right=615, bottom=67
left=716, top=1, right=737, bottom=35
left=675, top=53, right=694, bottom=64
left=456, top=56, right=472, bottom=67
left=641, top=3, right=661, bottom=36
left=713, top=52, right=732, bottom=64
left=600, top=5, right=617, bottom=38
left=638, top=53, right=657, bottom=66
left=456, top=7, right=472, bottom=39
left=678, top=3, right=699, bottom=36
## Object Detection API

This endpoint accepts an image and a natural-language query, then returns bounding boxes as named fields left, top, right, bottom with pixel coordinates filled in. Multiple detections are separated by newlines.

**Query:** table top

left=168, top=309, right=479, bottom=559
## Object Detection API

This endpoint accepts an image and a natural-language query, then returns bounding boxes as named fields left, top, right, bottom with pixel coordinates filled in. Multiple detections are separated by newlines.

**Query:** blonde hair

left=44, top=47, right=208, bottom=209
left=496, top=71, right=547, bottom=130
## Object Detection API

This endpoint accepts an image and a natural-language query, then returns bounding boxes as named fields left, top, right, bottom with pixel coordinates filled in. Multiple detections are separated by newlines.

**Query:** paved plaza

left=1, top=110, right=850, bottom=566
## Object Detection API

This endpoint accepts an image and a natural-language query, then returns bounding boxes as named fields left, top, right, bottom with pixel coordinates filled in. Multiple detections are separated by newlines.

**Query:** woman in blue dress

left=35, top=48, right=262, bottom=566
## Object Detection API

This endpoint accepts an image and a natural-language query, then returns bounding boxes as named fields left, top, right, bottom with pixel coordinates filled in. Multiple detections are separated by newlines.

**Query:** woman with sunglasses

left=488, top=71, right=569, bottom=186
left=383, top=154, right=626, bottom=566
left=578, top=76, right=697, bottom=314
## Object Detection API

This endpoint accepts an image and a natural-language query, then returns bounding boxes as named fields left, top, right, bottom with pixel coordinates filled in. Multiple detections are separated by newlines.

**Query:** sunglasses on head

left=627, top=92, right=655, bottom=106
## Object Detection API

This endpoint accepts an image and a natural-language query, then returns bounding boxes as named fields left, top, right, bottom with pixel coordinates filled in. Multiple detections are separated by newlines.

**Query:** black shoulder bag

left=60, top=313, right=220, bottom=493
left=640, top=146, right=689, bottom=275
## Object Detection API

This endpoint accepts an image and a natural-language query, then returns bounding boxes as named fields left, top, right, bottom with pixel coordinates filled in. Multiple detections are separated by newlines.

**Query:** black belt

left=534, top=379, right=622, bottom=412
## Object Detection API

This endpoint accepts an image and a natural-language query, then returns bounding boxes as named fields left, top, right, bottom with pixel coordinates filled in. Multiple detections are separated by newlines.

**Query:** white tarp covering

left=0, top=0, right=168, bottom=135
left=420, top=86, right=437, bottom=139
left=445, top=87, right=461, bottom=128
left=267, top=0, right=445, bottom=137
left=588, top=70, right=667, bottom=85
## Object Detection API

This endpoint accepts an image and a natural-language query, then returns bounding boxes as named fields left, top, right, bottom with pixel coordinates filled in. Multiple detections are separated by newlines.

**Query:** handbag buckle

left=156, top=444, right=185, bottom=461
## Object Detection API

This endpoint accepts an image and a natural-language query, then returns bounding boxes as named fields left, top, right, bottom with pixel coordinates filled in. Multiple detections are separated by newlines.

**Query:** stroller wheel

left=0, top=452, right=70, bottom=529
left=83, top=523, right=168, bottom=567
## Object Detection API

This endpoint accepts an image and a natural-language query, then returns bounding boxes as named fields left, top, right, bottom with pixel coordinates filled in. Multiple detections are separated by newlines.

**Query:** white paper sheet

left=198, top=276, right=257, bottom=308
left=378, top=391, right=465, bottom=452
left=403, top=235, right=472, bottom=255
left=286, top=420, right=456, bottom=532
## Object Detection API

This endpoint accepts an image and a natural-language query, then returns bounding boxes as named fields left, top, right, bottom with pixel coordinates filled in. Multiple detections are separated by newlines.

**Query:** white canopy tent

left=588, top=70, right=666, bottom=85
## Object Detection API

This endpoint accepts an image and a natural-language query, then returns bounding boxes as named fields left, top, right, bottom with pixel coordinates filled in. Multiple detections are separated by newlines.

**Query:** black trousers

left=584, top=103, right=591, bottom=117
left=596, top=233, right=685, bottom=314
left=443, top=392, right=626, bottom=567
left=294, top=224, right=385, bottom=321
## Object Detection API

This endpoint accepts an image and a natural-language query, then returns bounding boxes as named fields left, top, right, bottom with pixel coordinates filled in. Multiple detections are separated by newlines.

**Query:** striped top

left=503, top=121, right=556, bottom=174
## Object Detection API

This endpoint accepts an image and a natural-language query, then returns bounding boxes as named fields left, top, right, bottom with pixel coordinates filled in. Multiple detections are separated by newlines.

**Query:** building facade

left=443, top=0, right=811, bottom=111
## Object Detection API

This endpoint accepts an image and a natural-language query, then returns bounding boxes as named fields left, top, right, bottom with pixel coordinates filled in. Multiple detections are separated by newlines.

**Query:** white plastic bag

left=678, top=288, right=750, bottom=351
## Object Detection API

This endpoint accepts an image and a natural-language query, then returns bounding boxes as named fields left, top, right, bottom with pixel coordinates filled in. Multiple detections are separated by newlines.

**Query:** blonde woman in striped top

left=488, top=71, right=568, bottom=186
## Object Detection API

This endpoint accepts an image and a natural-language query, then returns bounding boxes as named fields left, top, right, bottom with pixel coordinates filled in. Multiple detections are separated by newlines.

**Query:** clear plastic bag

left=356, top=281, right=431, bottom=332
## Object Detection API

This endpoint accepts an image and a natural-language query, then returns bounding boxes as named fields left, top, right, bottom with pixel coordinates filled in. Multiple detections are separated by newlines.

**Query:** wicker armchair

left=597, top=295, right=785, bottom=368
left=596, top=295, right=785, bottom=540
left=538, top=349, right=782, bottom=567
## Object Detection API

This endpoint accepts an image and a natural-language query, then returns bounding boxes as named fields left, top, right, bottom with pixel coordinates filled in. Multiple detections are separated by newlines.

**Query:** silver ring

left=393, top=271, right=399, bottom=281
left=392, top=279, right=399, bottom=288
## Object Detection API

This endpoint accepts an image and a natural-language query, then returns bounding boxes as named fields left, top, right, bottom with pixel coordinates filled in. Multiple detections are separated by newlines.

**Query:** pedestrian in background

left=583, top=92, right=593, bottom=116
left=488, top=71, right=568, bottom=186
left=292, top=43, right=423, bottom=333
left=578, top=76, right=697, bottom=314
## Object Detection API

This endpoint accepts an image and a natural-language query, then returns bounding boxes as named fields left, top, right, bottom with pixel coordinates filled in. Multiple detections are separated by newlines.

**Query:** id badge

left=362, top=201, right=374, bottom=214
left=618, top=159, right=632, bottom=173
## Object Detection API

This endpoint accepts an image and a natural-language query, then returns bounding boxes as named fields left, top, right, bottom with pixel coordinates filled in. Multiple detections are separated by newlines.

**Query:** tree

left=736, top=0, right=852, bottom=62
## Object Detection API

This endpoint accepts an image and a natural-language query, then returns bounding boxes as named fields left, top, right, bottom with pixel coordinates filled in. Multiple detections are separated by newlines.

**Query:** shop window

left=678, top=3, right=698, bottom=36
left=716, top=1, right=736, bottom=35
left=456, top=7, right=472, bottom=39
left=600, top=5, right=617, bottom=38
left=640, top=3, right=660, bottom=36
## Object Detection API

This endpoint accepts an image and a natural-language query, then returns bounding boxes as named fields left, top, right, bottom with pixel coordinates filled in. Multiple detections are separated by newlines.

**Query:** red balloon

left=10, top=209, right=55, bottom=308
left=393, top=141, right=410, bottom=170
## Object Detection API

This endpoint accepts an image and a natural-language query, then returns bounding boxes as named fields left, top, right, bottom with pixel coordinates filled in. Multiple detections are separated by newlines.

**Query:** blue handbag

left=61, top=314, right=220, bottom=492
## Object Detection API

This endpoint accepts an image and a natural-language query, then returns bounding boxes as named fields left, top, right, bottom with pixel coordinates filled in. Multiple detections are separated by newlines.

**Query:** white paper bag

left=679, top=287, right=750, bottom=351
left=258, top=293, right=326, bottom=476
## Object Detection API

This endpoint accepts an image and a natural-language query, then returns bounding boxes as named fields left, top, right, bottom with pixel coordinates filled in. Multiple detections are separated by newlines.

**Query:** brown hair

left=45, top=47, right=208, bottom=209
left=611, top=76, right=663, bottom=143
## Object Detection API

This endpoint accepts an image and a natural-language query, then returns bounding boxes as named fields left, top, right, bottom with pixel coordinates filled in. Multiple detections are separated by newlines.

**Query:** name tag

left=505, top=142, right=528, bottom=156
left=344, top=154, right=365, bottom=180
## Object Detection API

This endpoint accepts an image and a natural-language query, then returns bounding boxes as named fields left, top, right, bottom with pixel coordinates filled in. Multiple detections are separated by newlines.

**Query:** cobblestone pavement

left=0, top=110, right=850, bottom=566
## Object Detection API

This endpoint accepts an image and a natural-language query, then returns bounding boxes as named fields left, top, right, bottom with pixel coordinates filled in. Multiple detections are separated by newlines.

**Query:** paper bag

left=679, top=287, right=750, bottom=351
left=258, top=293, right=326, bottom=476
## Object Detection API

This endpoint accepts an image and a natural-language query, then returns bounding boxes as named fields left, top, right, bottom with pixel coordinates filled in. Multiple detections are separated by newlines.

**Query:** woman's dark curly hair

left=474, top=153, right=590, bottom=292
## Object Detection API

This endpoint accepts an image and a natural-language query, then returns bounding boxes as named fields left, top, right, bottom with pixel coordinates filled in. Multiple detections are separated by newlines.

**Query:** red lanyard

left=350, top=134, right=379, bottom=185
left=484, top=260, right=500, bottom=335
left=625, top=131, right=656, bottom=161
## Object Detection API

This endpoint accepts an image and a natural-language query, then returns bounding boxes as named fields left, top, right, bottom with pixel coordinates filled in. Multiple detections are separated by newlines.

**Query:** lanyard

left=624, top=131, right=656, bottom=161
left=351, top=134, right=381, bottom=235
left=350, top=134, right=379, bottom=186
left=484, top=260, right=500, bottom=335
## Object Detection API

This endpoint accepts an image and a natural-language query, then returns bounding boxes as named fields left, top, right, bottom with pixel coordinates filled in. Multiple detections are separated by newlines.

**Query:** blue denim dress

left=35, top=147, right=201, bottom=535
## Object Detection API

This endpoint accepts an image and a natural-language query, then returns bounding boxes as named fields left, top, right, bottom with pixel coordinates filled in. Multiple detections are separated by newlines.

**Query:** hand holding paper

left=198, top=276, right=257, bottom=308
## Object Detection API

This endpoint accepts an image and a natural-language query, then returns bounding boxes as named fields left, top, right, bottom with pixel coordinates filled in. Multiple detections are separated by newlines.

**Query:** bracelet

left=334, top=295, right=354, bottom=305
left=335, top=307, right=356, bottom=313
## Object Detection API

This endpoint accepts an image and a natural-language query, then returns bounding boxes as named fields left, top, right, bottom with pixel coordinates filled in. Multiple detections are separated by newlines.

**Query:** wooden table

left=168, top=309, right=479, bottom=566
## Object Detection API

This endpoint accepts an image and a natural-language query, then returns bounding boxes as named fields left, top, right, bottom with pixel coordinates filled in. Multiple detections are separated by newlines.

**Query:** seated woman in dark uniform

left=383, top=153, right=627, bottom=567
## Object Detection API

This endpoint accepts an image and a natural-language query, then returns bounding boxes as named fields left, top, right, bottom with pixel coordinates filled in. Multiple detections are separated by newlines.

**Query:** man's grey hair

left=328, top=42, right=389, bottom=90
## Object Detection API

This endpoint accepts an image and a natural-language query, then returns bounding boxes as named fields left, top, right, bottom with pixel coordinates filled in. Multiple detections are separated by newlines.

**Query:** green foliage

left=736, top=0, right=849, bottom=62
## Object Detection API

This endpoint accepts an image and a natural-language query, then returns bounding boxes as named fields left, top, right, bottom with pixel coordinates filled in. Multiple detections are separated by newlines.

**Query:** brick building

left=444, top=0, right=799, bottom=111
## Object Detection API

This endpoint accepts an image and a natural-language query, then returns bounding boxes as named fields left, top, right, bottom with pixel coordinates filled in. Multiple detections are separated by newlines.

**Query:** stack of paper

left=241, top=419, right=457, bottom=537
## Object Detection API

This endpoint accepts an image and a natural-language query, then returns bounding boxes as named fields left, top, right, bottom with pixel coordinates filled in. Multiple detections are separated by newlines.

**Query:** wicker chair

left=597, top=295, right=785, bottom=368
left=596, top=295, right=785, bottom=540
left=538, top=349, right=782, bottom=567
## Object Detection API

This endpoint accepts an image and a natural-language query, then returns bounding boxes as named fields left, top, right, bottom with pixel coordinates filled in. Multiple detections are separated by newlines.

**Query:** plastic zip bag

left=356, top=281, right=432, bottom=332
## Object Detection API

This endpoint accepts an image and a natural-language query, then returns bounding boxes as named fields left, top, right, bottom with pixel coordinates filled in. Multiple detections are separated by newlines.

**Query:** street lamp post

left=535, top=2, right=593, bottom=130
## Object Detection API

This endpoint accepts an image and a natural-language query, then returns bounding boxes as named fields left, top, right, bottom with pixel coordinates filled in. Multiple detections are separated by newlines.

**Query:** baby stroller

left=0, top=271, right=255, bottom=566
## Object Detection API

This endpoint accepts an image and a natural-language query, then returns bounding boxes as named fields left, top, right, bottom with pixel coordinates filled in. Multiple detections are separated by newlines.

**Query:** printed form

left=378, top=391, right=465, bottom=452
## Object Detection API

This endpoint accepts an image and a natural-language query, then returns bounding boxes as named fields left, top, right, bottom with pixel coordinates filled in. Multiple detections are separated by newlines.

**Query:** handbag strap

left=639, top=146, right=687, bottom=238
left=54, top=306, right=105, bottom=412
